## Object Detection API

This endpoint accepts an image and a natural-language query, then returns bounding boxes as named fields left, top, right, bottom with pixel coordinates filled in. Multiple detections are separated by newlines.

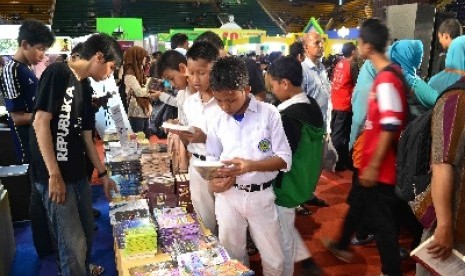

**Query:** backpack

left=395, top=80, right=465, bottom=228
left=273, top=114, right=325, bottom=208
left=149, top=96, right=178, bottom=139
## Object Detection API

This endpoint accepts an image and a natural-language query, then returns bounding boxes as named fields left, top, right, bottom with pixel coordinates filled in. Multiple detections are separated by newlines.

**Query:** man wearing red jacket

left=330, top=42, right=359, bottom=171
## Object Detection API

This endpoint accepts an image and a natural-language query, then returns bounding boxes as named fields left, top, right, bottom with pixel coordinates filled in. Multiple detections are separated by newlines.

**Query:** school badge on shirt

left=258, top=138, right=271, bottom=152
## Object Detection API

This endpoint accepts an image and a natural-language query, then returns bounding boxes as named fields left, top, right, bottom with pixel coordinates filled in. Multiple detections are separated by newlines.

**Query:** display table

left=0, top=164, right=31, bottom=221
left=114, top=221, right=212, bottom=275
left=105, top=138, right=253, bottom=275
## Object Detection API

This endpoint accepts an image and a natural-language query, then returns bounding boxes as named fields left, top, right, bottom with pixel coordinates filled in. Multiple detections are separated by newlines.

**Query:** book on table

left=410, top=235, right=465, bottom=275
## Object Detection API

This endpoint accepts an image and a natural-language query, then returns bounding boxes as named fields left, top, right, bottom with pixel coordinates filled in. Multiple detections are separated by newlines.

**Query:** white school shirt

left=206, top=95, right=292, bottom=185
left=183, top=91, right=223, bottom=156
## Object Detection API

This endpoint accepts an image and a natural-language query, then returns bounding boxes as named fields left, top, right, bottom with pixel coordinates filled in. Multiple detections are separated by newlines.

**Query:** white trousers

left=277, top=206, right=312, bottom=276
left=189, top=156, right=217, bottom=236
left=215, top=187, right=285, bottom=276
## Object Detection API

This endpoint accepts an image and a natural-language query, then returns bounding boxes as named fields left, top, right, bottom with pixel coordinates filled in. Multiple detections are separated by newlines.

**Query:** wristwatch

left=97, top=170, right=108, bottom=178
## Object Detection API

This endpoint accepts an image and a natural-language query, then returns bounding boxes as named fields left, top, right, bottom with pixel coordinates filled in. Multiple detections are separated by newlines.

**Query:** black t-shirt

left=281, top=97, right=323, bottom=153
left=29, top=63, right=95, bottom=183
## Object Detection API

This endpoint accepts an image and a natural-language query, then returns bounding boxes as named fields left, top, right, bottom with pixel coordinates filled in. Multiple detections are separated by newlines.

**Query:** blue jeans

left=35, top=178, right=94, bottom=276
left=129, top=117, right=150, bottom=138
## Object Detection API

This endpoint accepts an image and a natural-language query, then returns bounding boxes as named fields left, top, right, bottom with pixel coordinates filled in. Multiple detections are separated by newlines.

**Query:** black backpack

left=395, top=80, right=465, bottom=202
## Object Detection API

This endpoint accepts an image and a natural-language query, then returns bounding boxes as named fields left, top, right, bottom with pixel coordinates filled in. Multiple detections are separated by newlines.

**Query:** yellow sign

left=193, top=28, right=266, bottom=41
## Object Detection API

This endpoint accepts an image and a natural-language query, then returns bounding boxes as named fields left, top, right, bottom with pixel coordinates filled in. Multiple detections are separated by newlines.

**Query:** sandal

left=90, top=264, right=104, bottom=276
left=246, top=240, right=259, bottom=256
left=296, top=205, right=312, bottom=216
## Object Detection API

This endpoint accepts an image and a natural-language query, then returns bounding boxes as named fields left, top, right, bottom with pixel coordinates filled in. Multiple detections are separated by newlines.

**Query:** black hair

left=195, top=31, right=224, bottom=50
left=71, top=42, right=84, bottom=55
left=210, top=56, right=249, bottom=92
left=341, top=42, right=357, bottom=58
left=359, top=18, right=389, bottom=53
left=267, top=56, right=303, bottom=87
left=80, top=33, right=123, bottom=67
left=268, top=51, right=283, bottom=65
left=17, top=19, right=55, bottom=47
left=289, top=41, right=305, bottom=59
left=156, top=50, right=187, bottom=78
left=170, top=33, right=189, bottom=49
left=438, top=19, right=463, bottom=39
left=186, top=41, right=219, bottom=63
left=152, top=51, right=162, bottom=58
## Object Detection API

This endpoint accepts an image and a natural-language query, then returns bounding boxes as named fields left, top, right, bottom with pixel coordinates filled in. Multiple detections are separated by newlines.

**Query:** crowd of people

left=1, top=15, right=465, bottom=276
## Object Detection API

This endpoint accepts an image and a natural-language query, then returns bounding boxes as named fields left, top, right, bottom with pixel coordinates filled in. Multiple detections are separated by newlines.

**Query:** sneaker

left=90, top=264, right=104, bottom=276
left=299, top=258, right=322, bottom=276
left=296, top=205, right=312, bottom=216
left=322, top=239, right=354, bottom=263
left=400, top=247, right=409, bottom=260
left=93, top=208, right=101, bottom=218
left=246, top=240, right=258, bottom=256
left=305, top=196, right=329, bottom=207
left=350, top=234, right=375, bottom=246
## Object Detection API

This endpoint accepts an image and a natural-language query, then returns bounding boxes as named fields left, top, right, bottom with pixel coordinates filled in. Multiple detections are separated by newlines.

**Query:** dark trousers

left=338, top=178, right=401, bottom=276
left=346, top=170, right=373, bottom=239
left=29, top=180, right=55, bottom=257
left=330, top=110, right=352, bottom=170
left=129, top=117, right=150, bottom=138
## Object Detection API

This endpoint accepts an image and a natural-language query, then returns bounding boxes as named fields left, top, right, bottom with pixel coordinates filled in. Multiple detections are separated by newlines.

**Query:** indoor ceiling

left=0, top=0, right=54, bottom=23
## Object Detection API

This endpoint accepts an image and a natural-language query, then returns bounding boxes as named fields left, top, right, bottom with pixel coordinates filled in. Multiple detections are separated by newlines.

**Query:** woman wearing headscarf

left=124, top=46, right=154, bottom=137
left=349, top=59, right=377, bottom=149
left=428, top=35, right=465, bottom=93
left=388, top=39, right=440, bottom=117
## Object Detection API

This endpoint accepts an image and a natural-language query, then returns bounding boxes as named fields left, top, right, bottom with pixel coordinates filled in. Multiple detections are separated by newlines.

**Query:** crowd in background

left=1, top=16, right=465, bottom=276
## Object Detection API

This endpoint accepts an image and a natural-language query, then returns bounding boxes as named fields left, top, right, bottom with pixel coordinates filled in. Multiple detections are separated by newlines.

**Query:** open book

left=411, top=235, right=465, bottom=275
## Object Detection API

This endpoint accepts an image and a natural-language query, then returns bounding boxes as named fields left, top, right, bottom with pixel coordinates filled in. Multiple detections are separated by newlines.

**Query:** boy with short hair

left=156, top=49, right=195, bottom=125
left=0, top=19, right=55, bottom=258
left=176, top=41, right=221, bottom=235
left=30, top=33, right=121, bottom=275
left=267, top=56, right=323, bottom=276
left=324, top=19, right=407, bottom=276
left=207, top=56, right=291, bottom=275
left=289, top=41, right=306, bottom=63
left=431, top=18, right=463, bottom=75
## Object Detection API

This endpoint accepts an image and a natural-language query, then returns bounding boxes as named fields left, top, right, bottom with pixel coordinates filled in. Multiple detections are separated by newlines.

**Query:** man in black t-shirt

left=29, top=33, right=122, bottom=276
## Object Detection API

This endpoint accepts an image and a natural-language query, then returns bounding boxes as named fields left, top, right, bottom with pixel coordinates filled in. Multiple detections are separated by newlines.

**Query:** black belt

left=234, top=180, right=273, bottom=192
left=192, top=153, right=206, bottom=161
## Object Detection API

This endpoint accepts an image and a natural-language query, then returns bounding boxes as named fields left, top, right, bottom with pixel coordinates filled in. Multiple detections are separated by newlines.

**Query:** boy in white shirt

left=206, top=56, right=291, bottom=276
left=175, top=41, right=221, bottom=235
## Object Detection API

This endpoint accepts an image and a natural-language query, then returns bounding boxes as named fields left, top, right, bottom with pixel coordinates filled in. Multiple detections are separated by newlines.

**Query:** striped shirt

left=0, top=59, right=38, bottom=163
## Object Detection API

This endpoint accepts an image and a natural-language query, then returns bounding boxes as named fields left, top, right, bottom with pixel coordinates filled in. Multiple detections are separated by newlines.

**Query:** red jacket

left=331, top=59, right=355, bottom=111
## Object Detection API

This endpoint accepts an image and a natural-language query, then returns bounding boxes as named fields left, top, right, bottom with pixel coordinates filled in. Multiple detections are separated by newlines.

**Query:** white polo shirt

left=206, top=95, right=292, bottom=185
left=183, top=91, right=223, bottom=156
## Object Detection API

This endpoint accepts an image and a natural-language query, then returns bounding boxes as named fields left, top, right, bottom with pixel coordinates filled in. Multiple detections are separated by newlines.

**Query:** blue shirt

left=301, top=57, right=331, bottom=132
left=0, top=59, right=38, bottom=163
